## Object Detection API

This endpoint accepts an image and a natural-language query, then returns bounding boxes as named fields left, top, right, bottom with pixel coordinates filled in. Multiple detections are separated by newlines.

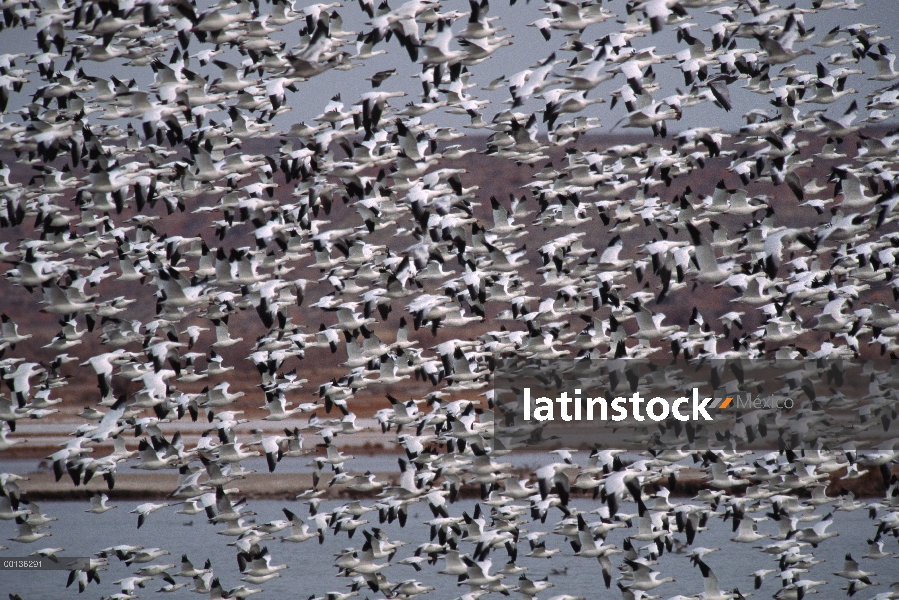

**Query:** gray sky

left=1, top=0, right=897, bottom=134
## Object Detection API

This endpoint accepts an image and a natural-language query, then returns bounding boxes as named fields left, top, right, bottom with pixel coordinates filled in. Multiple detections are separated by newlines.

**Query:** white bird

left=131, top=502, right=171, bottom=529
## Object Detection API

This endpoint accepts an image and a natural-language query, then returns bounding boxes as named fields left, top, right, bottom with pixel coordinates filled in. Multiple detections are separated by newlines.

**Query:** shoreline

left=11, top=466, right=895, bottom=501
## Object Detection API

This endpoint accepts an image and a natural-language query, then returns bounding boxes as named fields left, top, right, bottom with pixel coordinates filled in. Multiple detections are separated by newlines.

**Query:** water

left=0, top=497, right=892, bottom=599
left=0, top=452, right=567, bottom=477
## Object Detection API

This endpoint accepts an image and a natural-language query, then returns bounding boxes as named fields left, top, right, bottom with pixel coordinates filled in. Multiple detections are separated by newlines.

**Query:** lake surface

left=0, top=452, right=568, bottom=477
left=1, top=496, right=892, bottom=599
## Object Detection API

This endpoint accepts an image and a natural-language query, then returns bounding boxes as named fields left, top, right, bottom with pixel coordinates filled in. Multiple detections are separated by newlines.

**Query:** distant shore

left=11, top=465, right=895, bottom=501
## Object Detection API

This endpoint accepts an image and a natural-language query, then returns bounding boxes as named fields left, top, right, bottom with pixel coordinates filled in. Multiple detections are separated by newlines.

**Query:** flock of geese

left=0, top=0, right=899, bottom=597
